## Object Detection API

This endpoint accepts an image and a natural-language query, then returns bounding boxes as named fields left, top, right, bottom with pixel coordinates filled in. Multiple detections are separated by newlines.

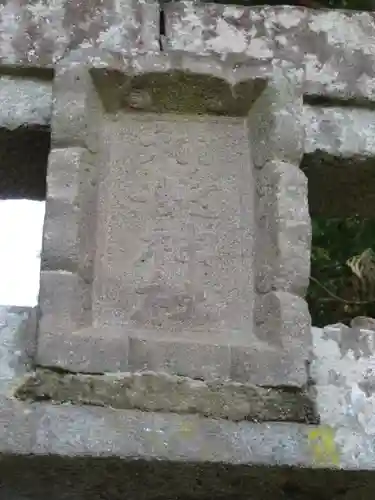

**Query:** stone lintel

left=0, top=0, right=159, bottom=67
left=163, top=2, right=375, bottom=103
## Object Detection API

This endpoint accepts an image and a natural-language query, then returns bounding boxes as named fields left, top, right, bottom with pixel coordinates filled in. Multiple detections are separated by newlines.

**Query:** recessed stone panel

left=93, top=113, right=254, bottom=340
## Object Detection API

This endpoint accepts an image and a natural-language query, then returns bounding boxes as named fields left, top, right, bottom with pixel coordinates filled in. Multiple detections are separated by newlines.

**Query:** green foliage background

left=309, top=219, right=375, bottom=326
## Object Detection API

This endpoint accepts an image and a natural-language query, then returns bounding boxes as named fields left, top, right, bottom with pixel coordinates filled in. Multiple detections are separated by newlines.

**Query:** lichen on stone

left=15, top=368, right=317, bottom=423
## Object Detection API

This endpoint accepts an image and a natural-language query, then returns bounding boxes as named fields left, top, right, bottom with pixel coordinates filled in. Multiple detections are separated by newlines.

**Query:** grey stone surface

left=3, top=1, right=375, bottom=484
left=1, top=5, right=375, bottom=214
left=163, top=2, right=375, bottom=101
left=34, top=50, right=311, bottom=408
left=0, top=0, right=159, bottom=66
left=304, top=105, right=375, bottom=158
left=0, top=75, right=52, bottom=129
left=16, top=368, right=314, bottom=422
left=2, top=6, right=375, bottom=500
left=3, top=307, right=375, bottom=482
left=0, top=387, right=371, bottom=472
left=0, top=306, right=37, bottom=392
left=311, top=322, right=375, bottom=433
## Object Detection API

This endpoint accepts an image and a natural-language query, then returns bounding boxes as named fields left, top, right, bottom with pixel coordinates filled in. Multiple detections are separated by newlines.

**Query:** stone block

left=163, top=2, right=375, bottom=102
left=51, top=60, right=102, bottom=150
left=0, top=76, right=52, bottom=130
left=36, top=50, right=311, bottom=418
left=38, top=270, right=90, bottom=337
left=311, top=322, right=375, bottom=433
left=0, top=398, right=36, bottom=455
left=255, top=160, right=311, bottom=296
left=46, top=147, right=86, bottom=202
left=254, top=291, right=311, bottom=355
left=0, top=397, right=374, bottom=481
left=163, top=3, right=304, bottom=65
left=129, top=334, right=231, bottom=380
left=248, top=62, right=305, bottom=168
left=0, top=0, right=159, bottom=66
left=231, top=344, right=307, bottom=387
left=0, top=307, right=37, bottom=391
left=36, top=326, right=129, bottom=373
left=42, top=146, right=98, bottom=278
left=16, top=369, right=313, bottom=422
left=42, top=198, right=80, bottom=272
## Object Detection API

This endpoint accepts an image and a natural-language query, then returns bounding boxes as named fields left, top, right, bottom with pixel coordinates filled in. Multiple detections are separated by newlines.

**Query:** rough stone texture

left=249, top=62, right=311, bottom=366
left=0, top=306, right=37, bottom=393
left=163, top=2, right=375, bottom=101
left=311, top=321, right=375, bottom=433
left=1, top=1, right=375, bottom=495
left=304, top=105, right=375, bottom=159
left=0, top=75, right=52, bottom=129
left=3, top=307, right=375, bottom=492
left=3, top=78, right=375, bottom=211
left=0, top=388, right=370, bottom=472
left=15, top=368, right=314, bottom=422
left=34, top=50, right=312, bottom=419
left=0, top=3, right=375, bottom=214
left=0, top=0, right=159, bottom=66
left=0, top=2, right=374, bottom=103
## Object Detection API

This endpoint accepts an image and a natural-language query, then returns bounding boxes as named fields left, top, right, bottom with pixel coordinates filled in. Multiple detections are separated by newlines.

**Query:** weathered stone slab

left=0, top=0, right=159, bottom=66
left=0, top=307, right=375, bottom=473
left=35, top=49, right=311, bottom=420
left=15, top=368, right=315, bottom=422
left=304, top=105, right=375, bottom=158
left=163, top=2, right=375, bottom=101
left=0, top=393, right=373, bottom=472
left=311, top=321, right=375, bottom=433
left=0, top=75, right=52, bottom=129
left=0, top=306, right=37, bottom=392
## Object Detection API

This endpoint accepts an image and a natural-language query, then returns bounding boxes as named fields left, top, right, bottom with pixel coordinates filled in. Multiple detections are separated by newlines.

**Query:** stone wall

left=2, top=307, right=375, bottom=496
left=1, top=0, right=375, bottom=487
left=22, top=51, right=311, bottom=422
left=1, top=2, right=375, bottom=212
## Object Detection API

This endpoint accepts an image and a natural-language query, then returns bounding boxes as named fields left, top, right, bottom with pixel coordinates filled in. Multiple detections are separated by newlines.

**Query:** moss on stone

left=91, top=69, right=265, bottom=116
left=15, top=369, right=317, bottom=423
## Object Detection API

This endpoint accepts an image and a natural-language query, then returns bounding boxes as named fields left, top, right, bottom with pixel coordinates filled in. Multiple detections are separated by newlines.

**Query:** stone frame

left=36, top=49, right=311, bottom=390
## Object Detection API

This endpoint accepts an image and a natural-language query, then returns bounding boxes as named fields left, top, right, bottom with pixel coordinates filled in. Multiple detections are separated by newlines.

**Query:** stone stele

left=24, top=49, right=313, bottom=422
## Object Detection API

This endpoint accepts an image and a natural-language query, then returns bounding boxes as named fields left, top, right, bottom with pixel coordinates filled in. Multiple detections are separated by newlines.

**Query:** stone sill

left=1, top=395, right=373, bottom=471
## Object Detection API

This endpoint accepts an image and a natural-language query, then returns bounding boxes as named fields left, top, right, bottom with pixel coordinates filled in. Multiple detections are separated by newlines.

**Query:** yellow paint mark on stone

left=308, top=426, right=340, bottom=467
left=178, top=420, right=197, bottom=438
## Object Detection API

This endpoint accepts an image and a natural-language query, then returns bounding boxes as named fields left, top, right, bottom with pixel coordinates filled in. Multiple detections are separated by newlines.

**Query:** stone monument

left=28, top=50, right=312, bottom=422
left=0, top=1, right=375, bottom=498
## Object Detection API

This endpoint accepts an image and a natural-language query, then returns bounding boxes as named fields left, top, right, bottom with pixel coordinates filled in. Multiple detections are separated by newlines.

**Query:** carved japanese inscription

left=93, top=114, right=254, bottom=339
